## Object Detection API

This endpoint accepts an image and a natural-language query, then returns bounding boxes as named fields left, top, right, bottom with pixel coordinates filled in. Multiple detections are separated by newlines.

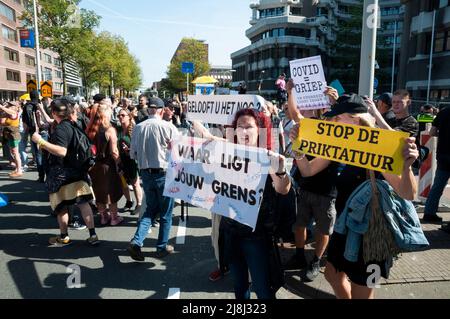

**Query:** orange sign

left=27, top=79, right=37, bottom=93
left=40, top=81, right=53, bottom=98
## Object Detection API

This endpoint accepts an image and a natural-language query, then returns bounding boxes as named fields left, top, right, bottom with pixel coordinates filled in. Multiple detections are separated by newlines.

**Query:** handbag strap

left=368, top=170, right=380, bottom=212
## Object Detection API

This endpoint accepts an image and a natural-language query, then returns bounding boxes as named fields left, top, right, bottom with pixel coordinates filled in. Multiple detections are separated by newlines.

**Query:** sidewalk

left=280, top=212, right=450, bottom=299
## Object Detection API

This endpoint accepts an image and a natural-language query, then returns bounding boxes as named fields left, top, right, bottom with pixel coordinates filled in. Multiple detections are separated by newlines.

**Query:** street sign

left=182, top=62, right=194, bottom=74
left=19, top=29, right=35, bottom=48
left=374, top=77, right=379, bottom=89
left=40, top=81, right=53, bottom=98
left=27, top=79, right=37, bottom=93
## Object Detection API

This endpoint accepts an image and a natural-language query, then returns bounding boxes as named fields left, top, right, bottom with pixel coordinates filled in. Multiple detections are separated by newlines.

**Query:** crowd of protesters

left=0, top=77, right=448, bottom=300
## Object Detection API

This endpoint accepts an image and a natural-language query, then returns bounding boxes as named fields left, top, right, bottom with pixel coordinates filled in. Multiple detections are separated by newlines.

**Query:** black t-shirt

left=49, top=120, right=75, bottom=168
left=293, top=157, right=339, bottom=198
left=387, top=115, right=419, bottom=137
left=382, top=110, right=396, bottom=122
left=433, top=107, right=450, bottom=170
left=335, top=165, right=382, bottom=216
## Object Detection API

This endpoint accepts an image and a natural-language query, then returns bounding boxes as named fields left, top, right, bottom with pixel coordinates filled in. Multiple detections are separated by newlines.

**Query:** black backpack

left=67, top=121, right=95, bottom=172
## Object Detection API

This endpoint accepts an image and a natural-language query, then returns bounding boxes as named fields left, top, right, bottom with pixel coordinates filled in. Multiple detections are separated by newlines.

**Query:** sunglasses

left=118, top=114, right=128, bottom=118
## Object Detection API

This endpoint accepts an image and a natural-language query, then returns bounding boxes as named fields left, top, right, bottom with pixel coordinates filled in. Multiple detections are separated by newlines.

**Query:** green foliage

left=21, top=1, right=141, bottom=97
left=329, top=4, right=393, bottom=94
left=167, top=38, right=210, bottom=91
left=21, top=0, right=100, bottom=94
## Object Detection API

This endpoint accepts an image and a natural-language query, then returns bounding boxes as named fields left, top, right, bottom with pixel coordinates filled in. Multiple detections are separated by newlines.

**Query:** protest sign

left=292, top=118, right=410, bottom=175
left=164, top=136, right=270, bottom=230
left=290, top=55, right=329, bottom=110
left=186, top=95, right=266, bottom=125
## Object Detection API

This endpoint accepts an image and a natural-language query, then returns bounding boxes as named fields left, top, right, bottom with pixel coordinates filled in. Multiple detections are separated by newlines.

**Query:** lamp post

left=32, top=0, right=42, bottom=90
left=258, top=70, right=266, bottom=95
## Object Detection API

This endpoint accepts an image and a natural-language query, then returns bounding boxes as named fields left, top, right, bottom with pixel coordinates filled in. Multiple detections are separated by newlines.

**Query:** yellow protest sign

left=292, top=118, right=410, bottom=175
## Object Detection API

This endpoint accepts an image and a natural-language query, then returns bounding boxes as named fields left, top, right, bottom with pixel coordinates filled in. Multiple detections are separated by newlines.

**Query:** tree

left=21, top=0, right=100, bottom=95
left=329, top=4, right=392, bottom=94
left=328, top=4, right=363, bottom=94
left=167, top=38, right=210, bottom=92
left=72, top=31, right=142, bottom=98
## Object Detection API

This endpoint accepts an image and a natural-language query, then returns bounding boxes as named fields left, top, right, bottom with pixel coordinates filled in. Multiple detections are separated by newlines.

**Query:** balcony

left=231, top=36, right=321, bottom=59
left=411, top=6, right=450, bottom=34
left=338, top=0, right=360, bottom=5
left=316, top=0, right=337, bottom=8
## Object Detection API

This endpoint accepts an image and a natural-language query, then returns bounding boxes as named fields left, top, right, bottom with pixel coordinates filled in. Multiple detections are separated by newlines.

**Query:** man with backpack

left=31, top=97, right=99, bottom=247
left=22, top=90, right=48, bottom=183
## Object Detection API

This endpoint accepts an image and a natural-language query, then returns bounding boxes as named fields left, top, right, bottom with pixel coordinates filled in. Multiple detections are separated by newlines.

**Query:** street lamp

left=258, top=70, right=266, bottom=95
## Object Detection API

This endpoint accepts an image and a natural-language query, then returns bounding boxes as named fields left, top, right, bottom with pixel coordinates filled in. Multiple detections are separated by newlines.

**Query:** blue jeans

left=424, top=168, right=450, bottom=216
left=19, top=132, right=28, bottom=165
left=131, top=170, right=174, bottom=251
left=30, top=131, right=49, bottom=179
left=229, top=236, right=275, bottom=300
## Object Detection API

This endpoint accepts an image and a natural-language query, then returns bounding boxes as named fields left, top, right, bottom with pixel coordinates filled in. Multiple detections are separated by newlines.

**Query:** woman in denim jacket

left=289, top=94, right=418, bottom=299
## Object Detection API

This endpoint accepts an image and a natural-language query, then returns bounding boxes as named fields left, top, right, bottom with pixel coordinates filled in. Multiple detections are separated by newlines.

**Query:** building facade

left=399, top=0, right=450, bottom=107
left=208, top=65, right=233, bottom=85
left=230, top=0, right=407, bottom=97
left=0, top=0, right=82, bottom=101
left=231, top=0, right=328, bottom=96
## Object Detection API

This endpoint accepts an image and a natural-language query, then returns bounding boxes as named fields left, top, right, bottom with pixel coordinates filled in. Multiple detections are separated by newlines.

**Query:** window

left=2, top=25, right=17, bottom=42
left=26, top=73, right=36, bottom=82
left=434, top=30, right=450, bottom=53
left=446, top=32, right=450, bottom=51
left=441, top=89, right=450, bottom=100
left=43, top=53, right=52, bottom=63
left=4, top=47, right=19, bottom=62
left=427, top=0, right=440, bottom=11
left=54, top=57, right=61, bottom=66
left=6, top=69, right=20, bottom=82
left=54, top=70, right=62, bottom=78
left=0, top=2, right=15, bottom=21
left=259, top=7, right=285, bottom=19
left=291, top=7, right=302, bottom=16
left=43, top=67, right=52, bottom=80
left=25, top=55, right=35, bottom=66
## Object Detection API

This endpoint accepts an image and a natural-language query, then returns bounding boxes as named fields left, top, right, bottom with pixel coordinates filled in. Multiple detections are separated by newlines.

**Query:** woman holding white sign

left=219, top=108, right=290, bottom=299
left=289, top=95, right=419, bottom=299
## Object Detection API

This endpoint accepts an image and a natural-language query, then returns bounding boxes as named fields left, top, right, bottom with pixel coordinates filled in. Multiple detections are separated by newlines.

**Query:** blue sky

left=79, top=0, right=253, bottom=88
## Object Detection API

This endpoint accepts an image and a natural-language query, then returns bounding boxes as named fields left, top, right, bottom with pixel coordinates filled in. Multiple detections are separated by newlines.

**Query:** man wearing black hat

left=93, top=94, right=106, bottom=104
left=376, top=92, right=395, bottom=122
left=127, top=97, right=180, bottom=261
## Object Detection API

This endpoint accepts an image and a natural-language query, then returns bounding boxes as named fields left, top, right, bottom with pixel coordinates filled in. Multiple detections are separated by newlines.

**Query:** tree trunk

left=61, top=58, right=67, bottom=96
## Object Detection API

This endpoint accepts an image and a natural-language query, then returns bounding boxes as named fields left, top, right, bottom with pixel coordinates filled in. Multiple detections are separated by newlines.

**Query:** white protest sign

left=186, top=95, right=266, bottom=125
left=289, top=55, right=329, bottom=110
left=163, top=136, right=270, bottom=230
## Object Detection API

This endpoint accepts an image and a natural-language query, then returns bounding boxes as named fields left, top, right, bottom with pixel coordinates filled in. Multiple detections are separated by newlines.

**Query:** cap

left=323, top=94, right=368, bottom=118
left=377, top=92, right=392, bottom=107
left=148, top=97, right=164, bottom=109
left=93, top=94, right=106, bottom=103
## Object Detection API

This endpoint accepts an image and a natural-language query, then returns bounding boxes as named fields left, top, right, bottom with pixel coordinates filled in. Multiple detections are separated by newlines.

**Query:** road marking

left=167, top=288, right=180, bottom=299
left=176, top=219, right=186, bottom=244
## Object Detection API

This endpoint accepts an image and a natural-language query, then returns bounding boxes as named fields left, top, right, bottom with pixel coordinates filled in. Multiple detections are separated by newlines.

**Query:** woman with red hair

left=221, top=108, right=290, bottom=299
left=88, top=102, right=123, bottom=226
